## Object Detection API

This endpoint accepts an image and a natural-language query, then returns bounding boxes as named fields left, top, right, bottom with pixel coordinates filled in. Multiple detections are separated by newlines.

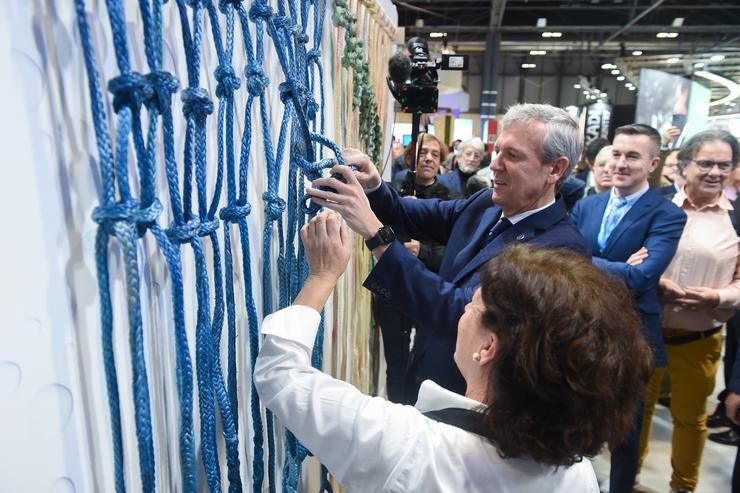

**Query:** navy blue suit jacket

left=364, top=184, right=588, bottom=401
left=571, top=188, right=687, bottom=367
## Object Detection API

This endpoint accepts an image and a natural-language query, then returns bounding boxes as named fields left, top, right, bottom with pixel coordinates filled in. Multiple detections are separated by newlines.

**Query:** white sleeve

left=254, top=305, right=423, bottom=491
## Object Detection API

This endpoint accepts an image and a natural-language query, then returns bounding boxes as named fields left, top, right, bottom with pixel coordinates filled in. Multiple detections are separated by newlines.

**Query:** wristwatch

left=364, top=225, right=396, bottom=250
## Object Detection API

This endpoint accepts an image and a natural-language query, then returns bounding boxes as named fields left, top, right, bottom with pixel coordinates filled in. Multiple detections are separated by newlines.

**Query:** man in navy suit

left=308, top=104, right=588, bottom=404
left=571, top=123, right=687, bottom=493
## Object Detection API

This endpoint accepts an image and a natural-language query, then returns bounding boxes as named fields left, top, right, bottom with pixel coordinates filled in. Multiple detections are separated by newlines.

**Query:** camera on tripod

left=387, top=37, right=469, bottom=114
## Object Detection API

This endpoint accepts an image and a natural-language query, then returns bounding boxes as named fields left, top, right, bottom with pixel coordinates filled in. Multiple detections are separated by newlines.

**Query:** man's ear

left=478, top=333, right=498, bottom=366
left=649, top=156, right=661, bottom=173
left=548, top=156, right=570, bottom=184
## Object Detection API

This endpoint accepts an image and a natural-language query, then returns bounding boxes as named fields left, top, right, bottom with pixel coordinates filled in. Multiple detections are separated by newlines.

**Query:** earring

left=472, top=352, right=481, bottom=362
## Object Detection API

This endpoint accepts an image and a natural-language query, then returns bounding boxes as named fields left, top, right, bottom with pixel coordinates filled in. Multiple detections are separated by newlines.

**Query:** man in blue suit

left=571, top=123, right=687, bottom=493
left=308, top=104, right=588, bottom=404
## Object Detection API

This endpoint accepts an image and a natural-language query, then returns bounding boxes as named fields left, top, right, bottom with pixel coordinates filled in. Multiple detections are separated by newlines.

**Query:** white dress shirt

left=255, top=305, right=599, bottom=492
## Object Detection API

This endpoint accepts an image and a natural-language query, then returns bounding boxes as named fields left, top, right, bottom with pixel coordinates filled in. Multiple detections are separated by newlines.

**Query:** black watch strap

left=365, top=225, right=396, bottom=250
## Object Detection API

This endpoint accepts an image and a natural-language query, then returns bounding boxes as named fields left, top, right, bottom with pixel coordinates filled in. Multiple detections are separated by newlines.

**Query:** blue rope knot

left=108, top=72, right=152, bottom=113
left=306, top=49, right=321, bottom=63
left=166, top=218, right=220, bottom=244
left=249, top=1, right=273, bottom=21
left=214, top=64, right=241, bottom=98
left=92, top=198, right=163, bottom=235
left=296, top=33, right=309, bottom=44
left=278, top=80, right=304, bottom=105
left=245, top=64, right=269, bottom=97
left=219, top=202, right=252, bottom=223
left=272, top=16, right=291, bottom=31
left=184, top=0, right=207, bottom=7
left=144, top=70, right=179, bottom=113
left=181, top=87, right=214, bottom=121
left=262, top=192, right=286, bottom=221
left=307, top=97, right=319, bottom=121
left=218, top=0, right=242, bottom=13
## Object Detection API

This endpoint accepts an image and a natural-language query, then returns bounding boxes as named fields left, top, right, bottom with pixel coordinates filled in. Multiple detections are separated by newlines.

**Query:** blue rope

left=77, top=0, right=356, bottom=491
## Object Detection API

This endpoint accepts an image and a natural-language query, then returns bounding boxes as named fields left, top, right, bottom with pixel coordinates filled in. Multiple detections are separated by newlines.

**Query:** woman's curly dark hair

left=478, top=244, right=652, bottom=467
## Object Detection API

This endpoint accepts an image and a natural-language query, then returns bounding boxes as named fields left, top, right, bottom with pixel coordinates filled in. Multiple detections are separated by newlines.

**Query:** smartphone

left=671, top=113, right=687, bottom=132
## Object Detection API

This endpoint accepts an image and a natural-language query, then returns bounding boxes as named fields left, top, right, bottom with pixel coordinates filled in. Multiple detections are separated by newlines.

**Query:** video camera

left=386, top=37, right=468, bottom=114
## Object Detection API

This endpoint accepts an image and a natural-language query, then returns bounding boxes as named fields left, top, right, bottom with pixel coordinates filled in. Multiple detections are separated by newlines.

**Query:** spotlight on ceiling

left=617, top=76, right=625, bottom=81
left=694, top=62, right=705, bottom=68
left=611, top=69, right=620, bottom=75
left=601, top=63, right=617, bottom=70
left=666, top=57, right=681, bottom=64
left=521, top=63, right=536, bottom=69
left=632, top=50, right=643, bottom=56
left=574, top=83, right=582, bottom=89
left=710, top=54, right=725, bottom=62
left=628, top=86, right=636, bottom=91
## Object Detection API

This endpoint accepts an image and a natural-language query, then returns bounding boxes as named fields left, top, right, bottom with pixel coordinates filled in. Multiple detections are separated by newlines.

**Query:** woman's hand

left=301, top=212, right=351, bottom=282
left=658, top=277, right=686, bottom=303
left=294, top=212, right=351, bottom=312
left=626, top=246, right=648, bottom=266
left=673, top=286, right=720, bottom=311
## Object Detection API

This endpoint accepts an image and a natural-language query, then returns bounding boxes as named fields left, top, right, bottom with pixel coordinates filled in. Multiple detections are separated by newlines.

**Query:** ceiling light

left=628, top=86, right=636, bottom=91
left=667, top=32, right=679, bottom=38
left=694, top=70, right=740, bottom=106
left=574, top=84, right=582, bottom=89
left=611, top=69, right=620, bottom=75
left=529, top=50, right=547, bottom=55
left=601, top=63, right=616, bottom=69
left=625, top=83, right=633, bottom=88
left=617, top=75, right=625, bottom=81
left=710, top=54, right=725, bottom=62
left=599, top=93, right=606, bottom=98
left=656, top=32, right=668, bottom=38
left=632, top=50, right=643, bottom=56
left=536, top=18, right=547, bottom=28
left=666, top=57, right=680, bottom=64
left=542, top=32, right=562, bottom=38
left=672, top=17, right=684, bottom=27
left=429, top=32, right=447, bottom=38
left=521, top=63, right=536, bottom=69
left=583, top=90, right=589, bottom=95
left=694, top=62, right=705, bottom=68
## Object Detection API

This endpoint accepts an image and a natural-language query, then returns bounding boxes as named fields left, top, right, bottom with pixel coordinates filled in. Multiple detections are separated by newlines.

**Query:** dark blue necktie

left=483, top=217, right=512, bottom=247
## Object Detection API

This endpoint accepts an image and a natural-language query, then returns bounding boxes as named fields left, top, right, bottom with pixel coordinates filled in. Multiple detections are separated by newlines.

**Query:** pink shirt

left=661, top=189, right=740, bottom=331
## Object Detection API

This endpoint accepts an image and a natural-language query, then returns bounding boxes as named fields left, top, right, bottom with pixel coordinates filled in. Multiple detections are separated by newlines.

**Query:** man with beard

left=439, top=137, right=485, bottom=198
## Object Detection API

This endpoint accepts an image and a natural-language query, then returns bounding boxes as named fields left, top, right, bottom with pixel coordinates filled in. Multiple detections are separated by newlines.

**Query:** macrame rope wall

left=73, top=0, right=395, bottom=491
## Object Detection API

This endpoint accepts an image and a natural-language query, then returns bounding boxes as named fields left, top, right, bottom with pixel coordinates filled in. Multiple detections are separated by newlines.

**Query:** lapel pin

left=516, top=233, right=525, bottom=241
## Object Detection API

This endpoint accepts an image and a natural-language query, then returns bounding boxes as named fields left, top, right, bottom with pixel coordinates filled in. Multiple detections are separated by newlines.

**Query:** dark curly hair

left=478, top=244, right=652, bottom=466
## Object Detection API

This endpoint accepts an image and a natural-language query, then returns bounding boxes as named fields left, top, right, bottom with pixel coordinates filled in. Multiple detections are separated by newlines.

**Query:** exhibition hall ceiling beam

left=406, top=25, right=740, bottom=34
left=600, top=0, right=666, bottom=45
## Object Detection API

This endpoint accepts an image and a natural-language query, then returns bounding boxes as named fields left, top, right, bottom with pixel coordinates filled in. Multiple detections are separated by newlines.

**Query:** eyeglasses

left=692, top=159, right=734, bottom=172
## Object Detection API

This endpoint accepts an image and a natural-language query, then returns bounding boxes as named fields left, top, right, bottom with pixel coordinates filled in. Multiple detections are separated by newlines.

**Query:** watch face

left=378, top=226, right=395, bottom=243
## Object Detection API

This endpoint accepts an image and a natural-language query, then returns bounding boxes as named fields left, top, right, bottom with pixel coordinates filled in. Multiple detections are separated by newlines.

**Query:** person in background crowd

left=571, top=123, right=687, bottom=493
left=586, top=145, right=613, bottom=196
left=439, top=137, right=485, bottom=198
left=638, top=129, right=740, bottom=493
left=465, top=174, right=492, bottom=197
left=379, top=133, right=449, bottom=402
left=307, top=103, right=587, bottom=404
left=576, top=137, right=610, bottom=195
left=255, top=218, right=652, bottom=493
left=443, top=138, right=462, bottom=171
left=392, top=134, right=448, bottom=184
left=658, top=150, right=683, bottom=198
left=725, top=165, right=740, bottom=202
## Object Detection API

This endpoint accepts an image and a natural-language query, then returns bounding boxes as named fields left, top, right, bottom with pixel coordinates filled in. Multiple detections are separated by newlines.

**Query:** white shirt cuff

left=261, top=305, right=322, bottom=350
left=364, top=181, right=382, bottom=194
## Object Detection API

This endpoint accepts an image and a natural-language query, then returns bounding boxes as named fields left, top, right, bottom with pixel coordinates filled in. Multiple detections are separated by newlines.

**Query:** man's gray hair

left=501, top=103, right=583, bottom=186
left=676, top=129, right=739, bottom=175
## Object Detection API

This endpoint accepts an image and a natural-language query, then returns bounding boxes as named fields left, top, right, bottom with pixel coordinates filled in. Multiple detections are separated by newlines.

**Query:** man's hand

left=626, top=246, right=648, bottom=266
left=404, top=240, right=420, bottom=257
left=659, top=277, right=686, bottom=301
left=662, top=126, right=681, bottom=146
left=295, top=212, right=351, bottom=312
left=727, top=392, right=740, bottom=426
left=674, top=286, right=720, bottom=311
left=340, top=148, right=382, bottom=190
left=307, top=164, right=383, bottom=240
